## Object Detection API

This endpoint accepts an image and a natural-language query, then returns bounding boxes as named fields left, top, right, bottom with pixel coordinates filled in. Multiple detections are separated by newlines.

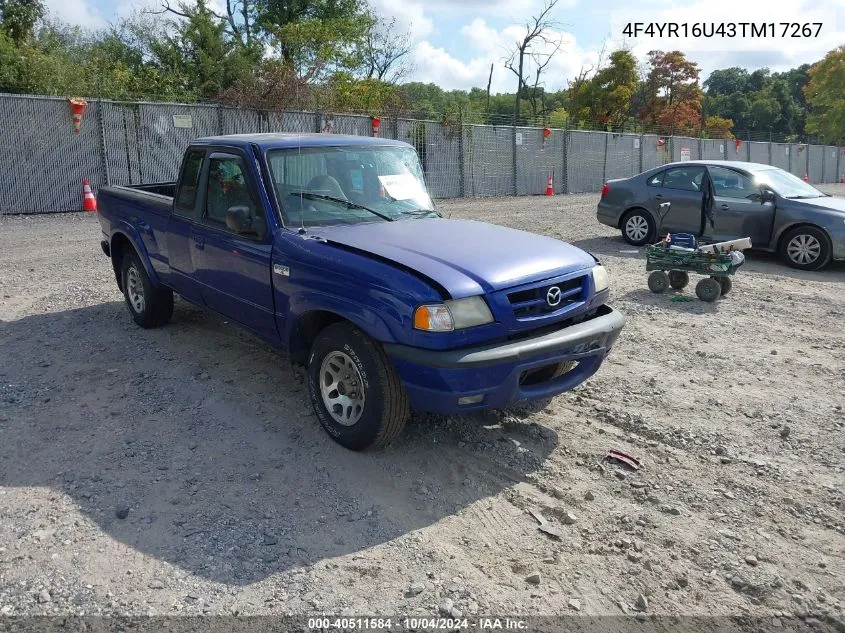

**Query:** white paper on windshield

left=379, top=174, right=425, bottom=200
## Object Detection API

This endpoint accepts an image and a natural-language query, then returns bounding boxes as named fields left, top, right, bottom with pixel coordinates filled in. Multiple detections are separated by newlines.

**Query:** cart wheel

left=696, top=278, right=722, bottom=302
left=668, top=271, right=689, bottom=290
left=718, top=276, right=732, bottom=296
left=648, top=271, right=670, bottom=294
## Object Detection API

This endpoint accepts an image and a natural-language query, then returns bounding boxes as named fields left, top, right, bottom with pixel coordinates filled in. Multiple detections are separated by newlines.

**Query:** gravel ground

left=1, top=188, right=844, bottom=625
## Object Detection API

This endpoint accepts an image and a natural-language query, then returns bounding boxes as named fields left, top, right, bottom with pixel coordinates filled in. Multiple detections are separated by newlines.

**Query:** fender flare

left=110, top=221, right=162, bottom=287
left=285, top=292, right=402, bottom=352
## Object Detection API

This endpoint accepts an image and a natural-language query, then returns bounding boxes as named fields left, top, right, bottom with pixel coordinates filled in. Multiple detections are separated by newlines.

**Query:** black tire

left=120, top=250, right=173, bottom=328
left=779, top=226, right=831, bottom=271
left=668, top=271, right=690, bottom=290
left=695, top=277, right=721, bottom=302
left=648, top=270, right=669, bottom=294
left=621, top=209, right=656, bottom=246
left=307, top=322, right=410, bottom=451
left=718, top=276, right=732, bottom=296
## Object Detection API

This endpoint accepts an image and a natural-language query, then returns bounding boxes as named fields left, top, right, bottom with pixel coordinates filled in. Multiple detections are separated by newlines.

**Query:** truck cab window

left=174, top=150, right=204, bottom=217
left=205, top=155, right=264, bottom=237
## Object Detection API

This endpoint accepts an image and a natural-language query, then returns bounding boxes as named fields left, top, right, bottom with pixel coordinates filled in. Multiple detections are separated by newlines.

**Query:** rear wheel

left=120, top=250, right=173, bottom=328
left=718, top=276, right=732, bottom=296
left=779, top=226, right=831, bottom=271
left=668, top=271, right=689, bottom=289
left=307, top=323, right=409, bottom=451
left=621, top=210, right=655, bottom=246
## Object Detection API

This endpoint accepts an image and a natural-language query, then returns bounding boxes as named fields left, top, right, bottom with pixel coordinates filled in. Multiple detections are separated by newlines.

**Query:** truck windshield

left=755, top=168, right=825, bottom=199
left=267, top=146, right=437, bottom=227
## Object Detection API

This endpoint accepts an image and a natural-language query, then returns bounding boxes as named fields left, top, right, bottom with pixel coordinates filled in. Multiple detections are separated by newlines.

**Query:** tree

left=0, top=0, right=42, bottom=44
left=589, top=48, right=638, bottom=127
left=504, top=0, right=561, bottom=124
left=360, top=10, right=412, bottom=83
left=703, top=67, right=747, bottom=97
left=750, top=96, right=781, bottom=130
left=703, top=115, right=734, bottom=138
left=640, top=50, right=701, bottom=132
left=805, top=45, right=845, bottom=142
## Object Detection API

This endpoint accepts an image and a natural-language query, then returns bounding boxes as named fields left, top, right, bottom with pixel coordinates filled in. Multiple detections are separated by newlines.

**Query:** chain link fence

left=1, top=93, right=843, bottom=214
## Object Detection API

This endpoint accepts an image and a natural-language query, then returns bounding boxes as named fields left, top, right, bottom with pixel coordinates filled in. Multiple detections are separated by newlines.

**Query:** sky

left=45, top=0, right=845, bottom=94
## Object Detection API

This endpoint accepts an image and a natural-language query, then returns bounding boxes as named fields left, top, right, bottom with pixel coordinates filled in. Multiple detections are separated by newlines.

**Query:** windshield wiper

left=785, top=195, right=822, bottom=199
left=288, top=191, right=394, bottom=222
left=399, top=208, right=441, bottom=218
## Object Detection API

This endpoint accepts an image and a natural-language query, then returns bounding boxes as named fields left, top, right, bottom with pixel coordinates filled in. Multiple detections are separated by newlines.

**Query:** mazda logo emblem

left=546, top=286, right=562, bottom=307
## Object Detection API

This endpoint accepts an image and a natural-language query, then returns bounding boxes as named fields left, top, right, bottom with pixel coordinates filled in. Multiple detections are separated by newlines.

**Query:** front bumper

left=384, top=305, right=626, bottom=414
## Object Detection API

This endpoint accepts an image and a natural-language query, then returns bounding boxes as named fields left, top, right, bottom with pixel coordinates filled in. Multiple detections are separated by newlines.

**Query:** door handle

left=720, top=204, right=730, bottom=210
left=654, top=194, right=664, bottom=199
left=192, top=235, right=205, bottom=250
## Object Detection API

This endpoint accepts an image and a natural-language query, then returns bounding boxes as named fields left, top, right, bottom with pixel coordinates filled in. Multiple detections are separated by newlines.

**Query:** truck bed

left=99, top=185, right=174, bottom=217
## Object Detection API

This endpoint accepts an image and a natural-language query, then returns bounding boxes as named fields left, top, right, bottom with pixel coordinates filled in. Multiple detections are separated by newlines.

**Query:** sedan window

left=709, top=166, right=758, bottom=199
left=662, top=166, right=705, bottom=192
left=647, top=172, right=664, bottom=187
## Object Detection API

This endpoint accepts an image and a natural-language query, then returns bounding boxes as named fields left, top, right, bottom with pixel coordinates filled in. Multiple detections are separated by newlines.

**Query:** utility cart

left=645, top=202, right=750, bottom=302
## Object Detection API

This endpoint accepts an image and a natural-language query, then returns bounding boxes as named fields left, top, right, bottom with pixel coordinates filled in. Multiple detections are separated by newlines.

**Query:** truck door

left=166, top=149, right=206, bottom=305
left=706, top=165, right=774, bottom=246
left=192, top=151, right=278, bottom=342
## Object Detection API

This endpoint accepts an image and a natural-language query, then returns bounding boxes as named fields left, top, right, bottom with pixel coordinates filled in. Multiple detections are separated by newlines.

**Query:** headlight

left=592, top=265, right=609, bottom=292
left=414, top=296, right=494, bottom=332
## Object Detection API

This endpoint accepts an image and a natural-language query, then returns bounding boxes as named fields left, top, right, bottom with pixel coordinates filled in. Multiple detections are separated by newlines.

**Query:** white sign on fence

left=172, top=114, right=193, bottom=129
left=719, top=144, right=724, bottom=153
left=680, top=147, right=691, bottom=161
left=515, top=133, right=523, bottom=146
left=633, top=138, right=640, bottom=149
left=321, top=114, right=335, bottom=133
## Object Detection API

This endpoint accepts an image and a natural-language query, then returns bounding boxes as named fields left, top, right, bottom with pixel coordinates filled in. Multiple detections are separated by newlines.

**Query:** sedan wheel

left=622, top=211, right=654, bottom=246
left=787, top=234, right=821, bottom=266
left=779, top=226, right=831, bottom=271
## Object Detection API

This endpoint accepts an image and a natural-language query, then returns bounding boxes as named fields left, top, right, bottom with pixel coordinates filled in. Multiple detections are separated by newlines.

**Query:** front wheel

left=648, top=271, right=669, bottom=294
left=307, top=323, right=410, bottom=451
left=718, top=276, right=732, bottom=296
left=621, top=210, right=655, bottom=246
left=779, top=226, right=831, bottom=271
left=695, top=277, right=722, bottom=302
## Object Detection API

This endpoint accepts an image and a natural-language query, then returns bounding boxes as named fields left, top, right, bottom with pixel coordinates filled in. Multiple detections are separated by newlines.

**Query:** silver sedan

left=597, top=160, right=845, bottom=270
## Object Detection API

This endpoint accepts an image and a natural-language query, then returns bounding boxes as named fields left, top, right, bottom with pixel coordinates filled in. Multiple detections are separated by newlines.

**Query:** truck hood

left=308, top=218, right=596, bottom=298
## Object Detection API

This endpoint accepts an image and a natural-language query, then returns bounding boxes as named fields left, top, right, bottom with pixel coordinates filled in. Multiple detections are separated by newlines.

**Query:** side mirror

left=761, top=188, right=776, bottom=203
left=226, top=206, right=253, bottom=234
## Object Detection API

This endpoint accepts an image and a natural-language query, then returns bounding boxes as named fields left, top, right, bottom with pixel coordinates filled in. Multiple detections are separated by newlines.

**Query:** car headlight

left=414, top=296, right=494, bottom=332
left=592, top=265, right=609, bottom=292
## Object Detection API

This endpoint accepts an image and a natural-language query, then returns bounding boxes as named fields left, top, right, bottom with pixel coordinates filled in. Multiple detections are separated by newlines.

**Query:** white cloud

left=411, top=19, right=600, bottom=93
left=43, top=0, right=107, bottom=28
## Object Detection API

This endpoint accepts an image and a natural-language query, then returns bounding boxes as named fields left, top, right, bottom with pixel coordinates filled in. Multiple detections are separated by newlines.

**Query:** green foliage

left=805, top=45, right=845, bottom=143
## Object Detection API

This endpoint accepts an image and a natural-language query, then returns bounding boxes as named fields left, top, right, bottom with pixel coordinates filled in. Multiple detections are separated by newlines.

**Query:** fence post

left=768, top=130, right=773, bottom=167
left=457, top=117, right=466, bottom=198
left=97, top=100, right=111, bottom=187
left=602, top=132, right=609, bottom=186
left=821, top=142, right=826, bottom=183
left=746, top=132, right=751, bottom=162
left=837, top=141, right=842, bottom=183
left=512, top=124, right=518, bottom=195
left=562, top=121, right=569, bottom=194
left=217, top=104, right=224, bottom=135
left=639, top=133, right=644, bottom=173
left=806, top=137, right=811, bottom=180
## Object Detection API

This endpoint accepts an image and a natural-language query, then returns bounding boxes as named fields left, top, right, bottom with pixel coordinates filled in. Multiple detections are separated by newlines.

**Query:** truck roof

left=192, top=133, right=413, bottom=151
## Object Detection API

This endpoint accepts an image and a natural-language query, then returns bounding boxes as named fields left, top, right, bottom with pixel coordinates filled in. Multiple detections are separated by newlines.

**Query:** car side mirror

left=226, top=206, right=258, bottom=236
left=761, top=188, right=776, bottom=203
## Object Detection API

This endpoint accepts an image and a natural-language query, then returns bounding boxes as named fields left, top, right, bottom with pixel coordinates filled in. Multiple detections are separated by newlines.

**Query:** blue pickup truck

left=97, top=134, right=626, bottom=450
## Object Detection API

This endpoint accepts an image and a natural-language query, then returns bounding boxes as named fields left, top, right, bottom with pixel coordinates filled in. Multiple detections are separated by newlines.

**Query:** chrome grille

left=507, top=276, right=586, bottom=319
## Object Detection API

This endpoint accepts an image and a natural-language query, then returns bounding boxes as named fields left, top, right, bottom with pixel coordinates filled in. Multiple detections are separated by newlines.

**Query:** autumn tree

left=640, top=50, right=701, bottom=133
left=703, top=115, right=734, bottom=138
left=805, top=45, right=845, bottom=143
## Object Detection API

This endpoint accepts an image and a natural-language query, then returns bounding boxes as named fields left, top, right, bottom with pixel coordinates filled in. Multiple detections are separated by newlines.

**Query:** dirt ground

left=1, top=188, right=844, bottom=626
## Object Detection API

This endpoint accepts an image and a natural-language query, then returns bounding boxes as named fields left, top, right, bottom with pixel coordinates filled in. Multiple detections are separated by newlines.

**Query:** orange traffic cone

left=545, top=174, right=554, bottom=196
left=82, top=179, right=97, bottom=212
left=803, top=172, right=809, bottom=183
